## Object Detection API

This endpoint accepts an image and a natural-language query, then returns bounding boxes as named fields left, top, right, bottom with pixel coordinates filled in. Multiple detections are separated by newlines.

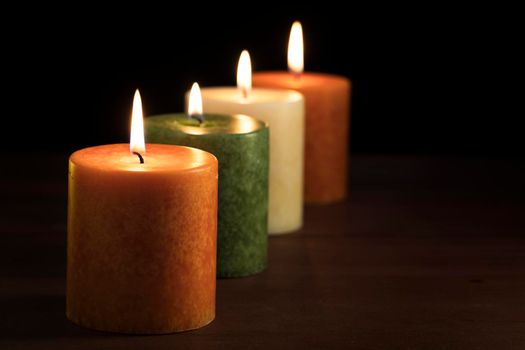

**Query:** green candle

left=145, top=113, right=269, bottom=278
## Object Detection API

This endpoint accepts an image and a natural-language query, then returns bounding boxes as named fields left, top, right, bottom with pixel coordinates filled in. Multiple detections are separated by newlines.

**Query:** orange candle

left=252, top=21, right=351, bottom=204
left=67, top=90, right=218, bottom=334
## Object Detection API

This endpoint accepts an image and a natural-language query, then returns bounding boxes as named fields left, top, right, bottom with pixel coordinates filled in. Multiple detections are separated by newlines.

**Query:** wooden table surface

left=1, top=154, right=524, bottom=349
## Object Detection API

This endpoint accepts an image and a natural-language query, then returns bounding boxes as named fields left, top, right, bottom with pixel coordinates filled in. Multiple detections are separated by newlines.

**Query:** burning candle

left=67, top=90, right=218, bottom=334
left=252, top=21, right=351, bottom=204
left=195, top=51, right=305, bottom=235
left=145, top=84, right=269, bottom=278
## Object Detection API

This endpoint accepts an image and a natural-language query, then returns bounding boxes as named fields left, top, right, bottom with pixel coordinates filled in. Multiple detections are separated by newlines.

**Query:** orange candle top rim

left=69, top=144, right=217, bottom=174
left=253, top=71, right=350, bottom=87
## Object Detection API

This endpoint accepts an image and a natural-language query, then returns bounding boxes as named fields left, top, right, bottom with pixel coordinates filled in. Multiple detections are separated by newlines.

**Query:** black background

left=2, top=5, right=518, bottom=155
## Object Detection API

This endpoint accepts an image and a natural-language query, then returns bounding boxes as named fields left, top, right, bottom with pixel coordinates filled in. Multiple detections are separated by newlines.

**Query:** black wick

left=133, top=152, right=144, bottom=164
left=189, top=114, right=205, bottom=125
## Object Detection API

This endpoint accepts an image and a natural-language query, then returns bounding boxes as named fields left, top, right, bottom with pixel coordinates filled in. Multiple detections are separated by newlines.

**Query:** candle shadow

left=0, top=294, right=109, bottom=340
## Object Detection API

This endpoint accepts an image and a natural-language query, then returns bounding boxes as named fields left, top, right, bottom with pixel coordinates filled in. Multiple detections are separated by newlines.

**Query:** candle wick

left=190, top=114, right=204, bottom=125
left=133, top=152, right=144, bottom=164
left=292, top=72, right=302, bottom=81
left=242, top=87, right=248, bottom=99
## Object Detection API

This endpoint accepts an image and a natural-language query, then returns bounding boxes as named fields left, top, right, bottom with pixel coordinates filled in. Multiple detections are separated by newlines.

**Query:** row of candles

left=67, top=22, right=351, bottom=333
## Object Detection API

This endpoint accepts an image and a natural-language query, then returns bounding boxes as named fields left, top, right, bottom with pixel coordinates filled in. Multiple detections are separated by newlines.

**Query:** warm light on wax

left=130, top=89, right=146, bottom=154
left=188, top=82, right=203, bottom=116
left=237, top=50, right=252, bottom=99
left=287, top=21, right=304, bottom=75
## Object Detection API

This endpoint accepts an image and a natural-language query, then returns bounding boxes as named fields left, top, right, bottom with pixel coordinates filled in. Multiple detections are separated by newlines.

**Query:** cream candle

left=191, top=51, right=305, bottom=235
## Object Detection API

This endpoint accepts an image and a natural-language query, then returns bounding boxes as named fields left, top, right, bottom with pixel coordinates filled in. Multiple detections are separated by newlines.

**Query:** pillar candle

left=67, top=91, right=218, bottom=334
left=145, top=84, right=269, bottom=278
left=196, top=51, right=305, bottom=235
left=252, top=21, right=351, bottom=204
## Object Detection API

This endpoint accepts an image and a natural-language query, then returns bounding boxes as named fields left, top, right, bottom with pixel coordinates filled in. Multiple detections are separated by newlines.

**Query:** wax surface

left=67, top=144, right=218, bottom=334
left=145, top=115, right=269, bottom=278
left=197, top=87, right=304, bottom=234
left=252, top=72, right=350, bottom=204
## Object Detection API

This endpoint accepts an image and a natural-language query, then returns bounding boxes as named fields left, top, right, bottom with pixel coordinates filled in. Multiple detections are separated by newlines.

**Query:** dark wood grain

left=1, top=154, right=524, bottom=349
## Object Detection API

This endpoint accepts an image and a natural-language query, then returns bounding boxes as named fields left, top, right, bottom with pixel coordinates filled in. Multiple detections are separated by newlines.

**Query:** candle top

left=191, top=87, right=303, bottom=105
left=146, top=113, right=267, bottom=136
left=252, top=71, right=350, bottom=88
left=70, top=144, right=217, bottom=173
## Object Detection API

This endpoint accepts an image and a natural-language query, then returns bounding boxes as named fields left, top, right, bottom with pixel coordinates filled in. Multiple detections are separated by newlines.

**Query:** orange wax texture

left=252, top=72, right=351, bottom=203
left=67, top=144, right=218, bottom=334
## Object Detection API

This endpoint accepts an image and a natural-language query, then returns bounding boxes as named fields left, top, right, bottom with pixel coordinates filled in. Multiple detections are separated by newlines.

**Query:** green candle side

left=145, top=114, right=269, bottom=278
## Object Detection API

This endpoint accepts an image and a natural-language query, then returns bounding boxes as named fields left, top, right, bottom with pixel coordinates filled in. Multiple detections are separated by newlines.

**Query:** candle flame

left=237, top=50, right=252, bottom=99
left=287, top=21, right=303, bottom=75
left=130, top=89, right=146, bottom=154
left=188, top=82, right=203, bottom=116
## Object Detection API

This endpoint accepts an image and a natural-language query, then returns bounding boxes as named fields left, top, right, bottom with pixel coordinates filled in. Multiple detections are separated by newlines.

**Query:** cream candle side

left=189, top=87, right=304, bottom=234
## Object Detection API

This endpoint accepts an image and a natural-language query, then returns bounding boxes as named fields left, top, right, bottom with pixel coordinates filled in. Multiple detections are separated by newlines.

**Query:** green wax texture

left=145, top=114, right=269, bottom=278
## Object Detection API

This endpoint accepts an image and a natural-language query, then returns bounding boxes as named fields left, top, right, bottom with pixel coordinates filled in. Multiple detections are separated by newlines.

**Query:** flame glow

left=287, top=21, right=304, bottom=75
left=236, top=50, right=252, bottom=99
left=130, top=89, right=146, bottom=154
left=188, top=82, right=203, bottom=116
